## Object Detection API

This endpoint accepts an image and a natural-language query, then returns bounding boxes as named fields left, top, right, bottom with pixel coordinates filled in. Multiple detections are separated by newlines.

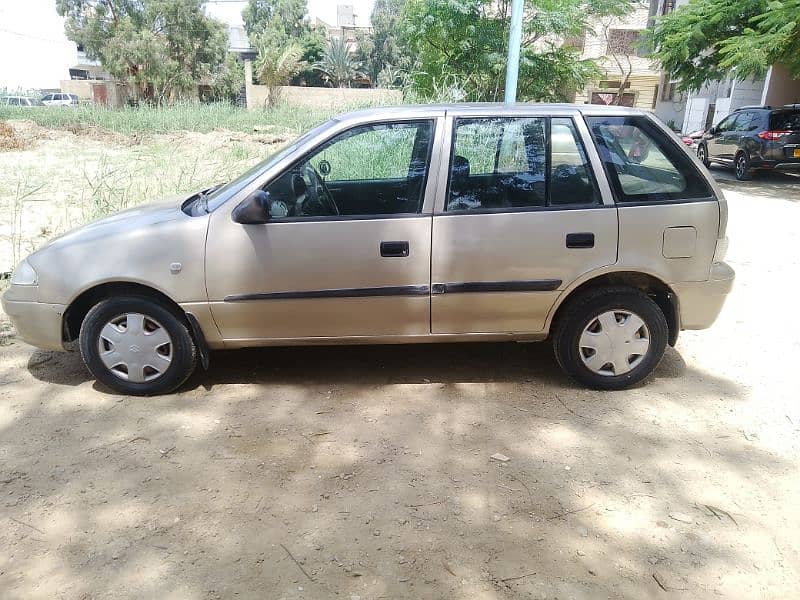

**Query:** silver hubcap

left=698, top=147, right=705, bottom=161
left=579, top=310, right=650, bottom=377
left=737, top=156, right=746, bottom=177
left=97, top=313, right=172, bottom=383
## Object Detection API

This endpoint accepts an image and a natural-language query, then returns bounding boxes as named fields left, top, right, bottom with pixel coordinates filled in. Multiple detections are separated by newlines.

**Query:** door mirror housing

left=708, top=126, right=717, bottom=135
left=232, top=190, right=271, bottom=224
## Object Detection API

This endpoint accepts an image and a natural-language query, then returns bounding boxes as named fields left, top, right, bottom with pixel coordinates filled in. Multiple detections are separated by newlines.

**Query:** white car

left=1, top=96, right=44, bottom=107
left=41, top=93, right=79, bottom=107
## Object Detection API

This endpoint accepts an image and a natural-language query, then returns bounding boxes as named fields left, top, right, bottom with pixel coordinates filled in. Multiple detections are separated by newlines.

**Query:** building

left=652, top=0, right=800, bottom=133
left=572, top=1, right=662, bottom=111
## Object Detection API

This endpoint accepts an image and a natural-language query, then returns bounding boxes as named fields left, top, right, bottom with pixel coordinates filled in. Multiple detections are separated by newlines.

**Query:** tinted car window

left=550, top=118, right=601, bottom=206
left=8, top=97, right=19, bottom=106
left=447, top=117, right=547, bottom=211
left=263, top=120, right=434, bottom=218
left=771, top=110, right=800, bottom=131
left=446, top=117, right=600, bottom=212
left=715, top=114, right=737, bottom=132
left=587, top=116, right=713, bottom=203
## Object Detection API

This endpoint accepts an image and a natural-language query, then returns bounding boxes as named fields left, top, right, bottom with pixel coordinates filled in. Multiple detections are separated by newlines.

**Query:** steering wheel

left=303, top=163, right=338, bottom=216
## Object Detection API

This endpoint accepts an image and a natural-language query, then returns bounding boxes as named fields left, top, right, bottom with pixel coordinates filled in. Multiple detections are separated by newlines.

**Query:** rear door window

left=446, top=116, right=600, bottom=211
left=586, top=115, right=713, bottom=203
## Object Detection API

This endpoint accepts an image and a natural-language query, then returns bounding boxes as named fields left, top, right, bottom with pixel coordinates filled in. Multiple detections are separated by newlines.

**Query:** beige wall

left=577, top=3, right=662, bottom=111
left=246, top=84, right=402, bottom=110
left=763, top=64, right=800, bottom=107
left=575, top=75, right=661, bottom=111
left=60, top=79, right=130, bottom=107
left=244, top=63, right=401, bottom=110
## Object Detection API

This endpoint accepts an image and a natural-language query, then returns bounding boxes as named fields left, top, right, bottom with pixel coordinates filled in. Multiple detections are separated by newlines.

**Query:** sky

left=0, top=1, right=376, bottom=91
left=0, top=0, right=78, bottom=91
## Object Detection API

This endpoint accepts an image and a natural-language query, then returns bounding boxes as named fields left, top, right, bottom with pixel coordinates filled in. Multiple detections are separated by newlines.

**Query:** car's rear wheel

left=735, top=152, right=752, bottom=181
left=553, top=287, right=668, bottom=390
left=697, top=143, right=710, bottom=167
left=79, top=296, right=197, bottom=395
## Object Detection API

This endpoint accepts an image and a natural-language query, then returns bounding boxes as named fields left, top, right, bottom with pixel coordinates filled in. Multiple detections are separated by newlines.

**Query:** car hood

left=42, top=194, right=194, bottom=251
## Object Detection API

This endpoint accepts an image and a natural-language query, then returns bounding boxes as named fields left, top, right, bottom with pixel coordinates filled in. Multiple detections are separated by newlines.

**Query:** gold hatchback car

left=3, top=104, right=734, bottom=395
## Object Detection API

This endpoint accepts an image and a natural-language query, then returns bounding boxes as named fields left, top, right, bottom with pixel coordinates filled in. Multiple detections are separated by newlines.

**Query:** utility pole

left=504, top=0, right=525, bottom=104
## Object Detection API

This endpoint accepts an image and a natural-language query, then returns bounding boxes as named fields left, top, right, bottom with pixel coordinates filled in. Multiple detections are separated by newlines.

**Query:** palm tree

left=254, top=40, right=306, bottom=107
left=313, top=37, right=363, bottom=88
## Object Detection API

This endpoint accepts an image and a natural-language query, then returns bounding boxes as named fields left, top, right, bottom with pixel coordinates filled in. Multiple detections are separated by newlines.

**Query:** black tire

left=734, top=152, right=752, bottom=181
left=79, top=296, right=197, bottom=395
left=553, top=286, right=668, bottom=390
left=697, top=143, right=710, bottom=167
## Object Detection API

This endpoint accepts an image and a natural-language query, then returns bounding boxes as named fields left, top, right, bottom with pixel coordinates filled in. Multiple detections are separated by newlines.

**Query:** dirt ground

left=1, top=169, right=800, bottom=599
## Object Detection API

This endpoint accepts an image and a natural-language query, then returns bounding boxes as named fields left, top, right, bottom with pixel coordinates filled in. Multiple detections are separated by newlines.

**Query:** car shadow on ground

left=25, top=340, right=734, bottom=398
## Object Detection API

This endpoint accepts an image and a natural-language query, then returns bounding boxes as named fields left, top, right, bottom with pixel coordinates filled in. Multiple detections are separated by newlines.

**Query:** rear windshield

left=770, top=111, right=800, bottom=131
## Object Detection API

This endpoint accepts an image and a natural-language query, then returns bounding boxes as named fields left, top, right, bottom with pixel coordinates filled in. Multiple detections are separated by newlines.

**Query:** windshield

left=206, top=119, right=339, bottom=211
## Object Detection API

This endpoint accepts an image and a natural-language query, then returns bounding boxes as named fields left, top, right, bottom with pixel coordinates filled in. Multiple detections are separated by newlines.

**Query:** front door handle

left=566, top=232, right=595, bottom=249
left=380, top=241, right=409, bottom=257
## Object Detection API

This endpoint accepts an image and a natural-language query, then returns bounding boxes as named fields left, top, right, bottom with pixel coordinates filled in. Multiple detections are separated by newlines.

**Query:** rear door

left=430, top=111, right=617, bottom=334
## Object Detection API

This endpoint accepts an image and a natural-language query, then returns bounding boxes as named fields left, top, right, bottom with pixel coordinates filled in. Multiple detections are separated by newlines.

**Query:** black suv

left=696, top=104, right=800, bottom=180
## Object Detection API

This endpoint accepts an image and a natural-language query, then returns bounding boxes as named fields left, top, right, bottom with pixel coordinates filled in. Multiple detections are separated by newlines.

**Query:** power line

left=0, top=27, right=73, bottom=45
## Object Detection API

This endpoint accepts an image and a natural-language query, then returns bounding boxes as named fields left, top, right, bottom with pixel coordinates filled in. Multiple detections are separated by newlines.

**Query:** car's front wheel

left=553, top=287, right=668, bottom=390
left=79, top=296, right=197, bottom=395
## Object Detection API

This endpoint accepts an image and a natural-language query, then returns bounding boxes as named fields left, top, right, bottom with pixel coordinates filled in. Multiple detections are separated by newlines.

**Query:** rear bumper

left=672, top=262, right=735, bottom=330
left=1, top=295, right=66, bottom=351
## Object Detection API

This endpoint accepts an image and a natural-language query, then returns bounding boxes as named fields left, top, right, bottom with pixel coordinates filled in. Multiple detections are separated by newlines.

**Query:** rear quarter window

left=586, top=115, right=713, bottom=204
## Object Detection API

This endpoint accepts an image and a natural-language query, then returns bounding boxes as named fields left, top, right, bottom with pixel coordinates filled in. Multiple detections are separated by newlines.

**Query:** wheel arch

left=546, top=270, right=680, bottom=347
left=62, top=281, right=185, bottom=343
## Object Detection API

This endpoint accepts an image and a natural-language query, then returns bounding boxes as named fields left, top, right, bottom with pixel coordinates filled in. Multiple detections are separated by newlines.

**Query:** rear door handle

left=566, top=232, right=595, bottom=249
left=380, top=241, right=409, bottom=257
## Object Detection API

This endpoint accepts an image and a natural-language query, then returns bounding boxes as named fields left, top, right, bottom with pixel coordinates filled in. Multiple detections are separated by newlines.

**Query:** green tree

left=314, top=38, right=364, bottom=88
left=652, top=0, right=800, bottom=91
left=242, top=0, right=325, bottom=85
left=401, top=0, right=630, bottom=102
left=361, top=0, right=410, bottom=84
left=254, top=41, right=306, bottom=106
left=56, top=0, right=229, bottom=104
left=243, top=0, right=308, bottom=43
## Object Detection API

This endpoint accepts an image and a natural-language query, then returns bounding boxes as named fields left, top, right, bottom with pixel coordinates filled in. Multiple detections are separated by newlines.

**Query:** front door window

left=263, top=120, right=434, bottom=219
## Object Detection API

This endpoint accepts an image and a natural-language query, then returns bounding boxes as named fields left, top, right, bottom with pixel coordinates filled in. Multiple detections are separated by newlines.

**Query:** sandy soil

left=1, top=170, right=799, bottom=599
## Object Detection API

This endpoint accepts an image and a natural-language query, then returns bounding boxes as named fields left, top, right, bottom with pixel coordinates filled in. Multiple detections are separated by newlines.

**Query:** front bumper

left=672, top=262, right=735, bottom=330
left=1, top=294, right=66, bottom=351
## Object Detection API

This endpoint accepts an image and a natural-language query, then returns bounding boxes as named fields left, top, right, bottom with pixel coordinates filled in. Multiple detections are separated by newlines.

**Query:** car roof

left=335, top=102, right=647, bottom=123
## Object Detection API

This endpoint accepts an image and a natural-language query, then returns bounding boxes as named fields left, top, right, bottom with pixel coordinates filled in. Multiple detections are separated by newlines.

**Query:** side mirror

left=232, top=190, right=271, bottom=224
left=708, top=126, right=717, bottom=135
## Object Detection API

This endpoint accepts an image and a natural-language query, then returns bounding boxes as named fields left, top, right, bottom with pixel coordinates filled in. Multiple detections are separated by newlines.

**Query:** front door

left=205, top=118, right=440, bottom=342
left=431, top=114, right=617, bottom=334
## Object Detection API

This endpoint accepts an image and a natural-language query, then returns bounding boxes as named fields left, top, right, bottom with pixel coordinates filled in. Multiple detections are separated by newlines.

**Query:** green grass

left=0, top=102, right=338, bottom=136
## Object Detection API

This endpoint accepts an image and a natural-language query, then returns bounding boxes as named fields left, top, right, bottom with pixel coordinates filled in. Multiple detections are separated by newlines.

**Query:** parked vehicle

left=3, top=104, right=734, bottom=395
left=697, top=104, right=800, bottom=180
left=1, top=96, right=44, bottom=107
left=41, top=93, right=79, bottom=107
